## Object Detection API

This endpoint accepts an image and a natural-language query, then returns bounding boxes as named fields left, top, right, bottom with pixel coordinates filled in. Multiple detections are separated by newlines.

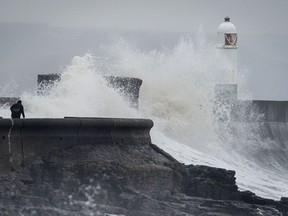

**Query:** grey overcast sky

left=0, top=0, right=288, bottom=100
left=0, top=0, right=288, bottom=35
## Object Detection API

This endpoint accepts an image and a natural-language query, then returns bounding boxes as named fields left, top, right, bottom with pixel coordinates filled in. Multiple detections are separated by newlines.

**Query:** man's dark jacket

left=10, top=102, right=25, bottom=118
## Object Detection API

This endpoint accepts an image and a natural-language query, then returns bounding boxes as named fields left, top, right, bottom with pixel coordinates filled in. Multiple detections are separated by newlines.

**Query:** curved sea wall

left=0, top=118, right=153, bottom=174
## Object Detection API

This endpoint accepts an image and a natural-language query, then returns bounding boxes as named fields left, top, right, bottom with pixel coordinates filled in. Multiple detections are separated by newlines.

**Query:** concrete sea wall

left=37, top=73, right=61, bottom=95
left=215, top=84, right=288, bottom=122
left=104, top=76, right=143, bottom=108
left=0, top=118, right=153, bottom=175
left=215, top=84, right=288, bottom=153
left=0, top=74, right=142, bottom=109
left=37, top=74, right=143, bottom=108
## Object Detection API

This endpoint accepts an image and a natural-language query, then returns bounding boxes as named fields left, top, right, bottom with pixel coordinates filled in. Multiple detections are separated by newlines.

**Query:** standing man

left=10, top=100, right=25, bottom=118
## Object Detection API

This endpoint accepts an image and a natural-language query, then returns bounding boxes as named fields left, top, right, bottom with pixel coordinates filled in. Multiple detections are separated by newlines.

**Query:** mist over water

left=1, top=34, right=288, bottom=200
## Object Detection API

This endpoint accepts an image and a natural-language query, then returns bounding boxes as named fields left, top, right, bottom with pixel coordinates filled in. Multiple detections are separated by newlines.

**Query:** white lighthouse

left=217, top=16, right=238, bottom=84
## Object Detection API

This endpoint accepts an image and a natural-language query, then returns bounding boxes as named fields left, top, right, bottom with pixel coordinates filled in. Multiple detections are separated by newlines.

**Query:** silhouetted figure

left=10, top=100, right=25, bottom=118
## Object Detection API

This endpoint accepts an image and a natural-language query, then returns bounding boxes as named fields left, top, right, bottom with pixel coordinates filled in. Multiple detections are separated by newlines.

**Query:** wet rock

left=0, top=143, right=287, bottom=215
left=185, top=164, right=240, bottom=200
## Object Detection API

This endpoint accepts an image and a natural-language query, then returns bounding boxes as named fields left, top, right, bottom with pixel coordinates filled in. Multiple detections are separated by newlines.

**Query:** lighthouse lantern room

left=217, top=16, right=238, bottom=48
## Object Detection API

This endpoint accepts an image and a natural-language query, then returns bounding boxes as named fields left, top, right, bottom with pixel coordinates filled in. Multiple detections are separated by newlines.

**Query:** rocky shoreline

left=0, top=141, right=287, bottom=216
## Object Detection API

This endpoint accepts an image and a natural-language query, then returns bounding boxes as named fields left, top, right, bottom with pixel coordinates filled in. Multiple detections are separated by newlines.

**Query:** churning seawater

left=0, top=35, right=287, bottom=200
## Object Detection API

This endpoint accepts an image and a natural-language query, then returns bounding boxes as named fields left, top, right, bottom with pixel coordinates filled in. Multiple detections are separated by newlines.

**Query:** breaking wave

left=1, top=34, right=287, bottom=200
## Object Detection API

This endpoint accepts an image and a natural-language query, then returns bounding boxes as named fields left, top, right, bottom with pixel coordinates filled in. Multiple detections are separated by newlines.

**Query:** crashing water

left=0, top=34, right=288, bottom=200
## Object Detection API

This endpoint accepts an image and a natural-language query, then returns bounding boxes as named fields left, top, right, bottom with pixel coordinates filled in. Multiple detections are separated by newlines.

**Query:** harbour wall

left=37, top=74, right=143, bottom=108
left=0, top=74, right=142, bottom=108
left=215, top=84, right=288, bottom=153
left=215, top=84, right=288, bottom=122
left=0, top=117, right=153, bottom=175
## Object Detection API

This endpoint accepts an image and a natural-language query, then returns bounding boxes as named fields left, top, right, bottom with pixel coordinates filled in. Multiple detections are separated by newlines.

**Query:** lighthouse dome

left=216, top=16, right=238, bottom=48
left=217, top=16, right=237, bottom=33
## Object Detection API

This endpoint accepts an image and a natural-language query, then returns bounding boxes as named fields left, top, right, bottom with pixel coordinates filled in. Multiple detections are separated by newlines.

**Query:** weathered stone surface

left=0, top=142, right=287, bottom=216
